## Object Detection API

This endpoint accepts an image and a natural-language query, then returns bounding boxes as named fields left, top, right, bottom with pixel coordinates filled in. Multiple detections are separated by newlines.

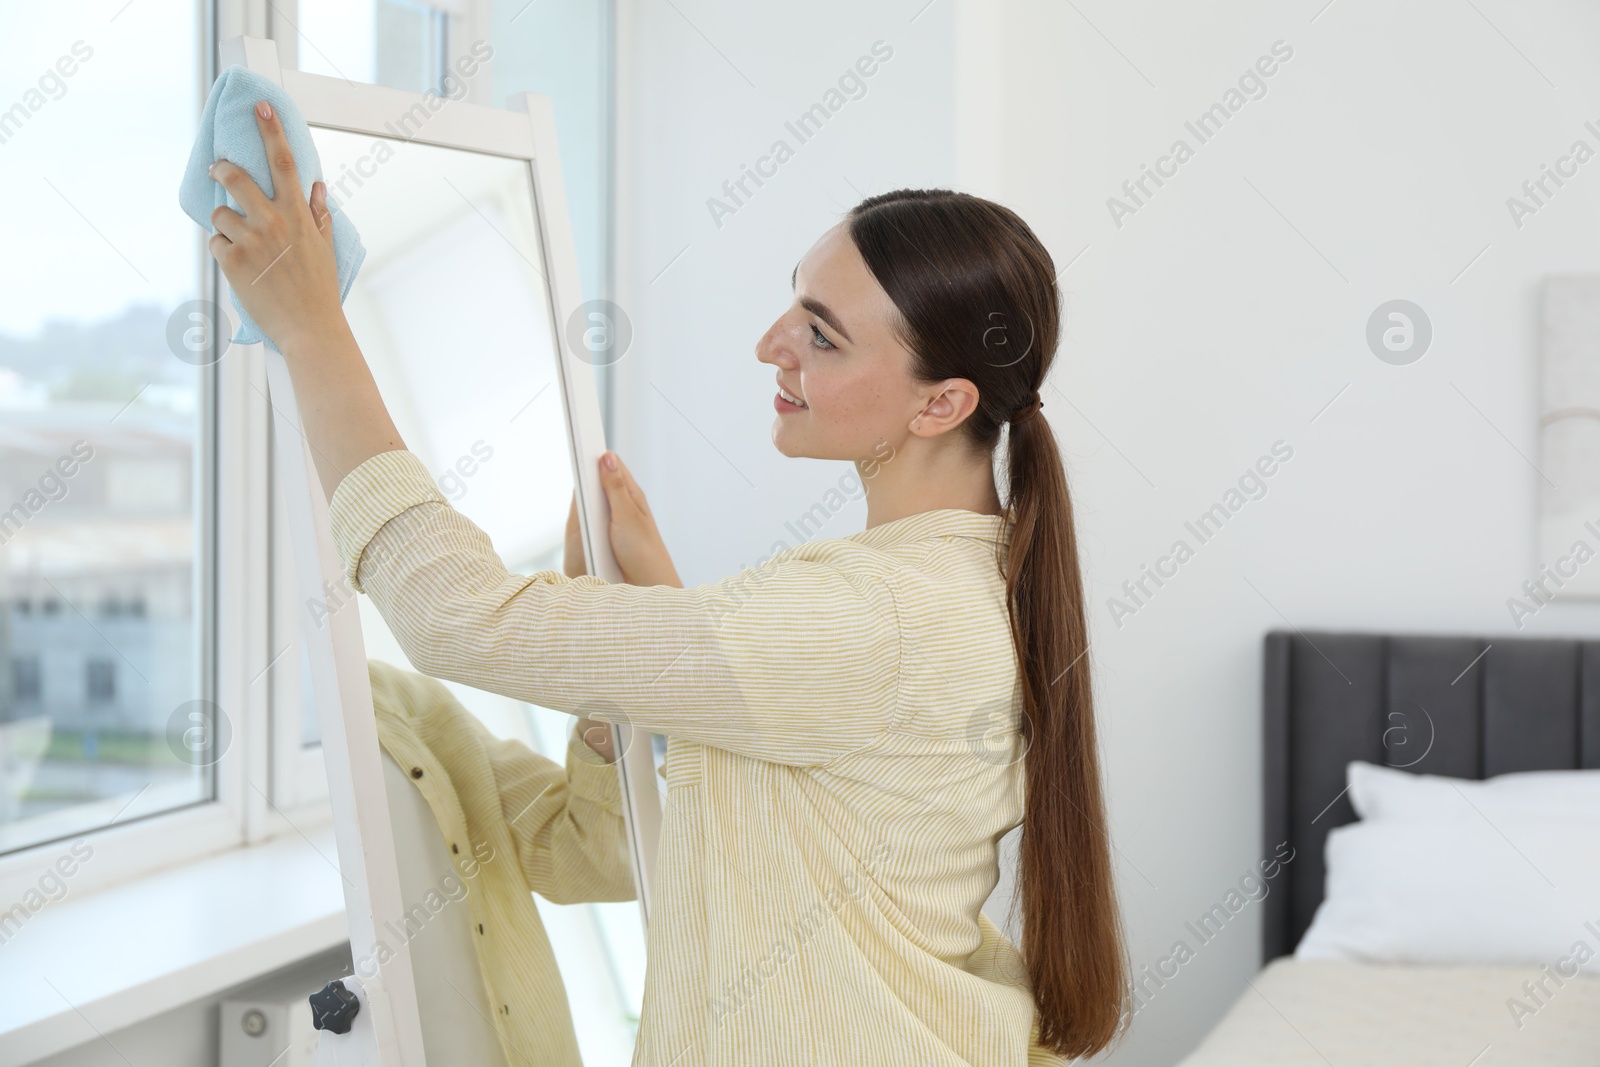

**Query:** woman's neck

left=858, top=440, right=1003, bottom=528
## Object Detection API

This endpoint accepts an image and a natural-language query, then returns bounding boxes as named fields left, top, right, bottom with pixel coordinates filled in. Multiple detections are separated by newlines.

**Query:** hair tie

left=1011, top=391, right=1044, bottom=425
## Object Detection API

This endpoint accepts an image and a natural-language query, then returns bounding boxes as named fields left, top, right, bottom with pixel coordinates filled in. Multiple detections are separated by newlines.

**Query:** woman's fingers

left=575, top=717, right=616, bottom=762
left=198, top=104, right=344, bottom=353
left=615, top=457, right=654, bottom=518
left=601, top=453, right=643, bottom=518
left=309, top=181, right=332, bottom=240
left=595, top=454, right=680, bottom=587
left=208, top=158, right=272, bottom=216
left=602, top=452, right=644, bottom=509
left=210, top=204, right=247, bottom=243
left=254, top=100, right=304, bottom=202
left=562, top=490, right=587, bottom=578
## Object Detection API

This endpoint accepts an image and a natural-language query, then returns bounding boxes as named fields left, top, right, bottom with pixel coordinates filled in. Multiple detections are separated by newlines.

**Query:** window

left=0, top=1, right=212, bottom=860
left=0, top=12, right=632, bottom=1051
left=11, top=656, right=41, bottom=704
left=376, top=0, right=451, bottom=94
left=293, top=0, right=466, bottom=98
left=85, top=658, right=117, bottom=704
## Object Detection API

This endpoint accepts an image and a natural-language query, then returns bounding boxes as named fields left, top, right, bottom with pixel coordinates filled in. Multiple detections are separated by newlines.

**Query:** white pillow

left=1295, top=817, right=1600, bottom=972
left=1347, top=760, right=1600, bottom=822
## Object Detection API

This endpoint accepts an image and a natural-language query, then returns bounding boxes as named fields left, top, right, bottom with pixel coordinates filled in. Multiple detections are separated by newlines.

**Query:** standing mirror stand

left=220, top=35, right=661, bottom=1065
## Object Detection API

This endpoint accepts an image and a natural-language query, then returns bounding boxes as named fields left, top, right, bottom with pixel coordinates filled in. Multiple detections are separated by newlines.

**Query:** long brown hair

left=847, top=189, right=1130, bottom=1057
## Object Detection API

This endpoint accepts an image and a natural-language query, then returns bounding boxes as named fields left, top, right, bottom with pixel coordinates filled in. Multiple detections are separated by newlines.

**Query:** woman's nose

left=755, top=320, right=797, bottom=368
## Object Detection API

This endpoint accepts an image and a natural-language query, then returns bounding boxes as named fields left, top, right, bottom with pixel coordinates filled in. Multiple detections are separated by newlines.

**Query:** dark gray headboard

left=1261, top=629, right=1600, bottom=963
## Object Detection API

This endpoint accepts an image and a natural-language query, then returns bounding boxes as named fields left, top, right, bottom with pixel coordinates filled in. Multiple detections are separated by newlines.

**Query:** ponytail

left=848, top=188, right=1130, bottom=1057
left=1004, top=410, right=1129, bottom=1055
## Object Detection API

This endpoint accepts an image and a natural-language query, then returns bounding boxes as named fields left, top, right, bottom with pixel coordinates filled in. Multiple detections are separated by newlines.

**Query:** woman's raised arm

left=333, top=450, right=903, bottom=767
left=206, top=100, right=405, bottom=499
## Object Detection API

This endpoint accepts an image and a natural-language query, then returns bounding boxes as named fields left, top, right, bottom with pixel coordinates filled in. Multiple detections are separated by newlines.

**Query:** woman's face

left=757, top=221, right=964, bottom=462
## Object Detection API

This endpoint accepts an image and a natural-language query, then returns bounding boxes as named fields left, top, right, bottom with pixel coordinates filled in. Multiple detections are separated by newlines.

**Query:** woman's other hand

left=563, top=453, right=683, bottom=588
left=601, top=451, right=682, bottom=588
left=576, top=718, right=617, bottom=763
left=205, top=100, right=345, bottom=353
left=563, top=492, right=588, bottom=578
left=564, top=496, right=616, bottom=760
left=565, top=451, right=677, bottom=762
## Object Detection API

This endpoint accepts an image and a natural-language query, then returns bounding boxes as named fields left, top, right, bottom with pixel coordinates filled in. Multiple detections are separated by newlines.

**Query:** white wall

left=612, top=0, right=957, bottom=569
left=1001, top=2, right=1600, bottom=1061
left=487, top=0, right=611, bottom=306
left=615, top=1, right=1600, bottom=1064
left=33, top=947, right=350, bottom=1067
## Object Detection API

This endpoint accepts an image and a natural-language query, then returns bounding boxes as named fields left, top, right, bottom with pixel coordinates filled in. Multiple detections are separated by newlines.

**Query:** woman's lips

left=774, top=391, right=807, bottom=414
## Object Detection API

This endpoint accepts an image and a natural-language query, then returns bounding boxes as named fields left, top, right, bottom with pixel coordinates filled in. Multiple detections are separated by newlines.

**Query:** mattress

left=1176, top=957, right=1600, bottom=1066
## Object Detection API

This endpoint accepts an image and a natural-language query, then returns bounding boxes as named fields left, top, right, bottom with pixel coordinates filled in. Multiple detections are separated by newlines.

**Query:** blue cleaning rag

left=178, top=65, right=364, bottom=346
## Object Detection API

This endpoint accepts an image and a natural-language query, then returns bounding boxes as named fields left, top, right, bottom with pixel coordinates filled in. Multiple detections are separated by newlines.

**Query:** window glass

left=0, top=1, right=210, bottom=856
left=297, top=0, right=452, bottom=95
left=376, top=0, right=449, bottom=94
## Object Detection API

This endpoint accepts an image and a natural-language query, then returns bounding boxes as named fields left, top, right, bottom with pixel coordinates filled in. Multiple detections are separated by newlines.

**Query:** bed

left=1177, top=630, right=1600, bottom=1066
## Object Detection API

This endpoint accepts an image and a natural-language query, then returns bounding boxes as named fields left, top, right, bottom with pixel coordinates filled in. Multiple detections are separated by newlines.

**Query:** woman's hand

left=565, top=452, right=678, bottom=762
left=599, top=451, right=683, bottom=588
left=563, top=491, right=588, bottom=578
left=205, top=100, right=345, bottom=353
left=575, top=719, right=616, bottom=763
left=563, top=452, right=683, bottom=588
left=202, top=99, right=405, bottom=499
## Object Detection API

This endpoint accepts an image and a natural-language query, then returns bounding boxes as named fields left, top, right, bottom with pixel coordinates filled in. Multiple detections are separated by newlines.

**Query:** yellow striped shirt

left=331, top=448, right=1061, bottom=1066
left=367, top=657, right=634, bottom=1067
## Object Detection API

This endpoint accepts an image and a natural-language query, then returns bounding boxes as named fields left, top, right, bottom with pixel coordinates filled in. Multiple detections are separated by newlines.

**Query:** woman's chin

left=770, top=424, right=811, bottom=459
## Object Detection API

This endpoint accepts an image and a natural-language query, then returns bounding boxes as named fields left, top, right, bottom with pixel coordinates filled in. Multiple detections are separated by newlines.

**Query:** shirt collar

left=845, top=507, right=1012, bottom=553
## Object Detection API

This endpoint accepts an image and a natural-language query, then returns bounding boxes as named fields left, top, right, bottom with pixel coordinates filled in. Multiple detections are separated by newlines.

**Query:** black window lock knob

left=309, top=978, right=361, bottom=1034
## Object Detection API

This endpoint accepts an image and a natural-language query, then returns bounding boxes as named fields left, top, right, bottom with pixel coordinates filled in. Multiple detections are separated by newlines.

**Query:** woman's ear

left=909, top=379, right=981, bottom=437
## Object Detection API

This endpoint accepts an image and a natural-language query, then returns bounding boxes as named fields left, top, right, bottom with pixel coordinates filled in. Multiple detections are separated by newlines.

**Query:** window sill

left=0, top=823, right=347, bottom=1066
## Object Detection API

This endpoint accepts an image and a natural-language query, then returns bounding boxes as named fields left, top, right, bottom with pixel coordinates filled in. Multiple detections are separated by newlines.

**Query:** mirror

left=306, top=125, right=646, bottom=1064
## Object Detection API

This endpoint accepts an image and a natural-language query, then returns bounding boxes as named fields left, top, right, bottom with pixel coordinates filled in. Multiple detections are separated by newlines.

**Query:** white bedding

left=1176, top=957, right=1600, bottom=1066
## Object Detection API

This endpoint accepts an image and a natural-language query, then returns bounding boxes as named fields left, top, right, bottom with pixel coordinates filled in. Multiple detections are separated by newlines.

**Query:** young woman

left=206, top=100, right=1129, bottom=1064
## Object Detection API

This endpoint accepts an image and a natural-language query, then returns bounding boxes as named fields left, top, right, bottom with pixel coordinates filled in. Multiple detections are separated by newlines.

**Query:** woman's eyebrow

left=791, top=262, right=854, bottom=344
left=800, top=298, right=853, bottom=344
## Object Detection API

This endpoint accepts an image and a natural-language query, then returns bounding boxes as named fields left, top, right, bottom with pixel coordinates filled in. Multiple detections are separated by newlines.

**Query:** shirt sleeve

left=487, top=725, right=637, bottom=905
left=330, top=449, right=903, bottom=766
left=368, top=657, right=635, bottom=905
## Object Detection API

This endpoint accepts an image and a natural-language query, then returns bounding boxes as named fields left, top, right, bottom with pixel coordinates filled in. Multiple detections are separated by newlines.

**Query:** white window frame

left=0, top=0, right=329, bottom=908
left=261, top=0, right=491, bottom=813
left=265, top=412, right=332, bottom=813
left=0, top=0, right=623, bottom=927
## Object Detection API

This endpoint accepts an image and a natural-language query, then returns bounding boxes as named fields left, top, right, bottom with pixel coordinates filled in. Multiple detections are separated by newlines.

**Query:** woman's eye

left=809, top=324, right=835, bottom=350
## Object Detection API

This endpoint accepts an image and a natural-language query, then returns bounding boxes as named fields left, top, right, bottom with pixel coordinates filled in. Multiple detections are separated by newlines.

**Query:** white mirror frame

left=222, top=34, right=660, bottom=1064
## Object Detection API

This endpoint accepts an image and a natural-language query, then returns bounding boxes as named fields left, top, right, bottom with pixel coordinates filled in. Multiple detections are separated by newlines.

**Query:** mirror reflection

left=305, top=126, right=645, bottom=1065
